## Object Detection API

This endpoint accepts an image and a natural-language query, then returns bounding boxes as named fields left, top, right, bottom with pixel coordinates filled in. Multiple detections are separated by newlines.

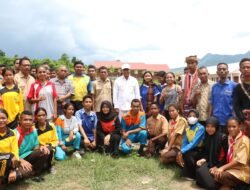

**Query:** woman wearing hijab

left=195, top=117, right=228, bottom=190
left=96, top=101, right=121, bottom=157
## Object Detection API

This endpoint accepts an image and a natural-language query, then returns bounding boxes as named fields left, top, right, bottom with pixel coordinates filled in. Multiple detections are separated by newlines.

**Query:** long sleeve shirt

left=113, top=75, right=140, bottom=111
left=181, top=122, right=205, bottom=154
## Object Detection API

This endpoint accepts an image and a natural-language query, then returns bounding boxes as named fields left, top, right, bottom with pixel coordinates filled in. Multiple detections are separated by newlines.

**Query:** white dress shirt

left=113, top=75, right=140, bottom=111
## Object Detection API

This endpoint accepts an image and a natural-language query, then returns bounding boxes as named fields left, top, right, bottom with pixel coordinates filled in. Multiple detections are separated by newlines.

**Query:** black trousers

left=96, top=131, right=121, bottom=155
left=71, top=101, right=83, bottom=113
left=22, top=150, right=48, bottom=176
left=182, top=149, right=202, bottom=179
left=196, top=163, right=218, bottom=190
left=0, top=153, right=13, bottom=186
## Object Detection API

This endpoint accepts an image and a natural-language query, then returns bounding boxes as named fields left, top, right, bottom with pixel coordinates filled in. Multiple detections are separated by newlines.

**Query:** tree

left=0, top=50, right=5, bottom=57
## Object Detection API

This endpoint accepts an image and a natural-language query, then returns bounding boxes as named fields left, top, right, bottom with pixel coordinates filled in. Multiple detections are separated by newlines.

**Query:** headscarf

left=97, top=101, right=117, bottom=122
left=204, top=117, right=226, bottom=167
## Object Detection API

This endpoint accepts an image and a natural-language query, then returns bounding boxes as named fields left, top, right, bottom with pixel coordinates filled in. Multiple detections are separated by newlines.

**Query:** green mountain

left=171, top=51, right=250, bottom=74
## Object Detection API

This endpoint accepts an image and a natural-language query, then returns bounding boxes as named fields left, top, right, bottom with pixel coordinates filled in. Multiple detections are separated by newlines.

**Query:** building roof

left=95, top=60, right=169, bottom=72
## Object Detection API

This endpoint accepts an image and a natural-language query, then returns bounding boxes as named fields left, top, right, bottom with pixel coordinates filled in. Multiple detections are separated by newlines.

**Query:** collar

left=97, top=78, right=110, bottom=82
left=81, top=108, right=95, bottom=116
left=218, top=79, right=230, bottom=85
left=121, top=75, right=131, bottom=80
left=18, top=72, right=32, bottom=79
left=73, top=73, right=86, bottom=77
left=170, top=115, right=180, bottom=125
left=35, top=80, right=52, bottom=86
left=55, top=77, right=66, bottom=83
left=151, top=114, right=161, bottom=120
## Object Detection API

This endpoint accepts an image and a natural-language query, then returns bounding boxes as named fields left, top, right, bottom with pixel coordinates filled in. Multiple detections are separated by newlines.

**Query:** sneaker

left=73, top=151, right=82, bottom=159
left=49, top=166, right=57, bottom=175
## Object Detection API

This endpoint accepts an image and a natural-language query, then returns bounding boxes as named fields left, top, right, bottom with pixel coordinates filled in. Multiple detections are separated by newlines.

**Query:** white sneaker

left=50, top=166, right=57, bottom=175
left=73, top=151, right=82, bottom=159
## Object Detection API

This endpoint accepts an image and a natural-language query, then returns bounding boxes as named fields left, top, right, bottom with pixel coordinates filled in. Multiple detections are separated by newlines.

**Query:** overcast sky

left=0, top=0, right=250, bottom=68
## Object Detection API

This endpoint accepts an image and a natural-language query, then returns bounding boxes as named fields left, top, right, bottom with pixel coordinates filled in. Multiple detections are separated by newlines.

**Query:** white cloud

left=0, top=0, right=249, bottom=68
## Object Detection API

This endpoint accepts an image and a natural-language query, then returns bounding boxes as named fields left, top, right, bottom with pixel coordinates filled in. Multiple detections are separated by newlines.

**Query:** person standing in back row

left=68, top=61, right=92, bottom=112
left=209, top=63, right=237, bottom=133
left=113, top=63, right=140, bottom=120
left=91, top=66, right=112, bottom=113
left=182, top=55, right=199, bottom=117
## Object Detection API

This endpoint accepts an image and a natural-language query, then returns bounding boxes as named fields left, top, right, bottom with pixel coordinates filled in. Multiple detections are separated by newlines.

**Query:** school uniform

left=145, top=114, right=168, bottom=155
left=0, top=128, right=19, bottom=185
left=15, top=126, right=48, bottom=177
left=0, top=85, right=24, bottom=129
left=218, top=132, right=250, bottom=187
left=160, top=116, right=187, bottom=164
left=75, top=108, right=97, bottom=146
left=37, top=122, right=62, bottom=165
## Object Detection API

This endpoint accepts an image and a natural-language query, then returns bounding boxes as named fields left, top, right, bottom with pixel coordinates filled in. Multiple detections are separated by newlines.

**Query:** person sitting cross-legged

left=120, top=99, right=147, bottom=156
left=14, top=111, right=50, bottom=182
left=144, top=103, right=168, bottom=158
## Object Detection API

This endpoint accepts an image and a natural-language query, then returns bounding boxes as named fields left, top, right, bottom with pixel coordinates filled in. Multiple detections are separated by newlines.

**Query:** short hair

left=198, top=66, right=208, bottom=73
left=217, top=62, right=228, bottom=68
left=156, top=71, right=166, bottom=77
left=82, top=95, right=93, bottom=102
left=150, top=103, right=159, bottom=108
left=131, top=99, right=140, bottom=106
left=34, top=107, right=47, bottom=116
left=0, top=64, right=6, bottom=68
left=19, top=57, right=31, bottom=65
left=20, top=110, right=33, bottom=118
left=88, top=65, right=96, bottom=70
left=0, top=108, right=8, bottom=118
left=184, top=67, right=188, bottom=71
left=98, top=66, right=108, bottom=72
left=239, top=58, right=250, bottom=68
left=2, top=67, right=15, bottom=76
left=49, top=68, right=56, bottom=72
left=74, top=60, right=84, bottom=67
left=14, top=58, right=20, bottom=64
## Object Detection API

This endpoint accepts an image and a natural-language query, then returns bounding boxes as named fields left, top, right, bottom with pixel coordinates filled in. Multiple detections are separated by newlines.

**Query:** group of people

left=0, top=55, right=249, bottom=190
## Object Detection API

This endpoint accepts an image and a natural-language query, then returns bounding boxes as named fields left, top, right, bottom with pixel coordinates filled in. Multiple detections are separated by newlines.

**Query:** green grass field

left=8, top=151, right=201, bottom=190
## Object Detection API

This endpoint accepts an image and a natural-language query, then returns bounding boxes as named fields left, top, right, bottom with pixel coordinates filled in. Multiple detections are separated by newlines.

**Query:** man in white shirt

left=113, top=63, right=140, bottom=120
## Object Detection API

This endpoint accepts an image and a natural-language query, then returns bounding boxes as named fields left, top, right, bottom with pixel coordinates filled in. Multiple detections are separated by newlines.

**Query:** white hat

left=121, top=63, right=131, bottom=70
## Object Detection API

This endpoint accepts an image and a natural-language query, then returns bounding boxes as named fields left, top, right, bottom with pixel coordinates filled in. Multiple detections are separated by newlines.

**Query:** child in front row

left=177, top=109, right=205, bottom=179
left=34, top=107, right=61, bottom=173
left=144, top=103, right=168, bottom=158
left=75, top=95, right=97, bottom=150
left=160, top=104, right=187, bottom=165
left=55, top=103, right=83, bottom=159
left=195, top=117, right=228, bottom=190
left=212, top=117, right=249, bottom=189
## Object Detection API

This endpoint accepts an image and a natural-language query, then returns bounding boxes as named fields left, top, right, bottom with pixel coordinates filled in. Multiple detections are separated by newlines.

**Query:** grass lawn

left=8, top=151, right=201, bottom=190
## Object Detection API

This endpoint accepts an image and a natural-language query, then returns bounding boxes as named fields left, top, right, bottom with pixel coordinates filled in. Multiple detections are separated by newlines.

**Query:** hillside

left=171, top=51, right=250, bottom=73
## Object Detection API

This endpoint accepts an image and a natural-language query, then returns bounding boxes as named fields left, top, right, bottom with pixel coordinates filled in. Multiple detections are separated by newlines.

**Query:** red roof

left=95, top=61, right=169, bottom=72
